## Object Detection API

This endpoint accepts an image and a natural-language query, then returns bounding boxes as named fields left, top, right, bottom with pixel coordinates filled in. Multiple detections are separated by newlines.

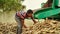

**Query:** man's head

left=48, top=0, right=53, bottom=4
left=27, top=9, right=33, bottom=17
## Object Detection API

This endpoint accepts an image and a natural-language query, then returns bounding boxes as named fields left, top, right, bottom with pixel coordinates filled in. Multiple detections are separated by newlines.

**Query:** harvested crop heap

left=0, top=19, right=60, bottom=34
left=0, top=22, right=17, bottom=34
left=22, top=19, right=60, bottom=34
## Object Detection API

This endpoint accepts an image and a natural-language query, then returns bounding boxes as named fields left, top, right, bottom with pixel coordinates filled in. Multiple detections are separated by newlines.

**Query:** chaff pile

left=22, top=19, right=60, bottom=34
left=0, top=19, right=60, bottom=34
left=0, top=22, right=17, bottom=34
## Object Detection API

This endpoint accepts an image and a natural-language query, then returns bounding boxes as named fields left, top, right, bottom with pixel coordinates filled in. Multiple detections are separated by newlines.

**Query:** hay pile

left=22, top=19, right=60, bottom=34
left=0, top=19, right=60, bottom=34
left=0, top=22, right=17, bottom=34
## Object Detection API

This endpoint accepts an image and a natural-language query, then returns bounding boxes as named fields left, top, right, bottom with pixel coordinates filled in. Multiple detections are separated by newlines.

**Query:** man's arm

left=21, top=19, right=27, bottom=28
left=31, top=16, right=37, bottom=24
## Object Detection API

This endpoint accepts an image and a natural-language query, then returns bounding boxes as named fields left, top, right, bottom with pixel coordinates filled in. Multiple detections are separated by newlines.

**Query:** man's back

left=16, top=11, right=26, bottom=19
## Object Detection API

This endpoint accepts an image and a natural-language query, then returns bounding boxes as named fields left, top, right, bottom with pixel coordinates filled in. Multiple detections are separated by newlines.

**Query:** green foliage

left=0, top=0, right=25, bottom=12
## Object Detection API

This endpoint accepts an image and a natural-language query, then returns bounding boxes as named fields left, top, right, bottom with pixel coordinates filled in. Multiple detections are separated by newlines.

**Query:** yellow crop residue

left=22, top=19, right=60, bottom=34
left=0, top=19, right=60, bottom=34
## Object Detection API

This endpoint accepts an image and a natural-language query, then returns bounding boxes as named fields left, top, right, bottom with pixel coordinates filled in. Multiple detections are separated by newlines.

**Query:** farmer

left=15, top=9, right=37, bottom=34
left=43, top=0, right=53, bottom=8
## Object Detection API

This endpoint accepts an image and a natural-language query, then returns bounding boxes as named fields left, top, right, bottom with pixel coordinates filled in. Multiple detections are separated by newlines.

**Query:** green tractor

left=34, top=0, right=60, bottom=19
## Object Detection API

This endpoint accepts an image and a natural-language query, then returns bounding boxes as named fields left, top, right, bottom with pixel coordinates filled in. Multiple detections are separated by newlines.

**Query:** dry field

left=0, top=19, right=60, bottom=34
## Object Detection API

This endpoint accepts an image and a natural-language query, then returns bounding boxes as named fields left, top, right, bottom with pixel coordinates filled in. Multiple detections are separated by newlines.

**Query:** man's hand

left=34, top=21, right=37, bottom=24
left=32, top=19, right=37, bottom=24
left=20, top=20, right=27, bottom=28
left=31, top=16, right=37, bottom=24
left=23, top=25, right=27, bottom=28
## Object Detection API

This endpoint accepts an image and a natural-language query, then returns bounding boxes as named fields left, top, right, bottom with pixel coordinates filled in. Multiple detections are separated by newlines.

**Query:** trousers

left=15, top=15, right=22, bottom=34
